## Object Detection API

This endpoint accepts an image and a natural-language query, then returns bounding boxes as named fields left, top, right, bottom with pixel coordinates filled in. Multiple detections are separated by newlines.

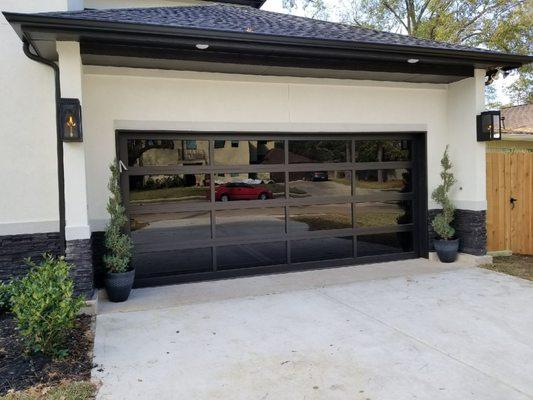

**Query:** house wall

left=0, top=2, right=489, bottom=292
left=82, top=66, right=487, bottom=233
left=0, top=0, right=71, bottom=236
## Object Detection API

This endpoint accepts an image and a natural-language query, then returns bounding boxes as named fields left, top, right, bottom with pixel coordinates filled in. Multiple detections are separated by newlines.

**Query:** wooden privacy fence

left=486, top=150, right=533, bottom=255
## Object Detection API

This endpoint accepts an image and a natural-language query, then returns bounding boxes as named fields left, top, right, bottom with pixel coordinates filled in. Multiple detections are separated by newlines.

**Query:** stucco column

left=57, top=41, right=90, bottom=241
left=57, top=41, right=93, bottom=296
left=437, top=68, right=487, bottom=255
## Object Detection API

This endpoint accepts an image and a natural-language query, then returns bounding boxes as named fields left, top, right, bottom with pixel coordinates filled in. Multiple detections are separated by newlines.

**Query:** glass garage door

left=118, top=133, right=427, bottom=287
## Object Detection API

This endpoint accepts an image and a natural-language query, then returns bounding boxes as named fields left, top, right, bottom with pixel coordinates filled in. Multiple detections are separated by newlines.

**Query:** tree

left=282, top=0, right=328, bottom=19
left=284, top=0, right=532, bottom=105
left=485, top=84, right=504, bottom=109
left=506, top=66, right=532, bottom=105
left=431, top=146, right=456, bottom=240
left=104, top=161, right=133, bottom=274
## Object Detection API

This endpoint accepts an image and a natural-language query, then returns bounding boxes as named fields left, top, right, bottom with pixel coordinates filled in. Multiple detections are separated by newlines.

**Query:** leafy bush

left=10, top=255, right=84, bottom=357
left=431, top=146, right=456, bottom=240
left=103, top=161, right=133, bottom=274
left=0, top=281, right=14, bottom=313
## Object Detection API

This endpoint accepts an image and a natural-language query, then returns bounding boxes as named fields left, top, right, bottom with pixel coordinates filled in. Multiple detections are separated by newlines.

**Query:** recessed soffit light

left=407, top=58, right=420, bottom=64
left=196, top=44, right=210, bottom=50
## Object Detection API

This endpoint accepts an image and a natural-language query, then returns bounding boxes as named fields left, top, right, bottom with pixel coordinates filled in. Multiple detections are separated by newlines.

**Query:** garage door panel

left=291, top=236, right=354, bottom=263
left=118, top=132, right=426, bottom=286
left=217, top=242, right=287, bottom=270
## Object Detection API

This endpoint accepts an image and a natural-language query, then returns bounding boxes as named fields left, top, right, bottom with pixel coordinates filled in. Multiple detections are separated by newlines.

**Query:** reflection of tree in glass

left=356, top=140, right=410, bottom=184
left=290, top=141, right=350, bottom=162
left=130, top=175, right=187, bottom=192
left=128, top=140, right=177, bottom=190
left=127, top=139, right=175, bottom=166
left=355, top=140, right=409, bottom=162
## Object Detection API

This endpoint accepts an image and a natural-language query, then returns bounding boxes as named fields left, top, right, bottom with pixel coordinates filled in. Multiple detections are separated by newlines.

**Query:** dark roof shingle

left=37, top=4, right=510, bottom=55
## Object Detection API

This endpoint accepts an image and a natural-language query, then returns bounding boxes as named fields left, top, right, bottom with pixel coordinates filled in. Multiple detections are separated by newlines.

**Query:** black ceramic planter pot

left=104, top=269, right=135, bottom=303
left=434, top=238, right=460, bottom=263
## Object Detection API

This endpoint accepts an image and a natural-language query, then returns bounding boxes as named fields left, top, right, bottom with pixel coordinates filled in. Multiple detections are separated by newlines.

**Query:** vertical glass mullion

left=352, top=138, right=357, bottom=258
left=284, top=139, right=291, bottom=264
left=209, top=140, right=217, bottom=271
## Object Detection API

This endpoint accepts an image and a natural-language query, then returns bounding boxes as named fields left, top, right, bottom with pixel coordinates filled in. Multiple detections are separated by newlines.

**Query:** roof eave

left=4, top=11, right=532, bottom=70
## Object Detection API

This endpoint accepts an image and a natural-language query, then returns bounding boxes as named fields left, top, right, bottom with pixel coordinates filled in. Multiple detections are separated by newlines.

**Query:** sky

left=261, top=0, right=514, bottom=105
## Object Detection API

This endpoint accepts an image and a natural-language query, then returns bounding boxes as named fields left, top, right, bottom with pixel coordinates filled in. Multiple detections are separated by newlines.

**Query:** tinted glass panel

left=357, top=233, right=413, bottom=257
left=289, top=204, right=352, bottom=232
left=355, top=201, right=412, bottom=227
left=133, top=247, right=212, bottom=276
left=216, top=208, right=285, bottom=237
left=130, top=211, right=211, bottom=242
left=354, top=140, right=411, bottom=162
left=129, top=174, right=210, bottom=205
left=214, top=140, right=284, bottom=165
left=214, top=172, right=285, bottom=201
left=355, top=169, right=412, bottom=195
left=291, top=236, right=353, bottom=263
left=289, top=171, right=351, bottom=198
left=217, top=242, right=286, bottom=270
left=127, top=139, right=209, bottom=167
left=289, top=140, right=351, bottom=164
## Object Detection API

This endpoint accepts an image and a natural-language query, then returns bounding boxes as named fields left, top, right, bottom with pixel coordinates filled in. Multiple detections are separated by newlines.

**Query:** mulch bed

left=0, top=314, right=94, bottom=395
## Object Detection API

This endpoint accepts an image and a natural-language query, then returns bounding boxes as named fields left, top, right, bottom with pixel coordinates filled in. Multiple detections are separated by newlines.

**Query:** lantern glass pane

left=481, top=114, right=493, bottom=136
left=493, top=115, right=501, bottom=138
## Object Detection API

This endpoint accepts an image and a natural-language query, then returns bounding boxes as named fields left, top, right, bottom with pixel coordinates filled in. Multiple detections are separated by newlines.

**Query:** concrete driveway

left=92, top=259, right=533, bottom=400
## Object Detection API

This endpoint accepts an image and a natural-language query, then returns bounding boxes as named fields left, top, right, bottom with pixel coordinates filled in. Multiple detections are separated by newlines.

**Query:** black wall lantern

left=59, top=98, right=83, bottom=142
left=477, top=110, right=502, bottom=142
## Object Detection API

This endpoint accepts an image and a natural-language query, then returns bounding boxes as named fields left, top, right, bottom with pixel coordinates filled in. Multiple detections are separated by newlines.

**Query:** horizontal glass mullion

left=354, top=161, right=412, bottom=170
left=129, top=202, right=213, bottom=214
left=215, top=207, right=285, bottom=238
left=289, top=203, right=353, bottom=232
left=355, top=200, right=413, bottom=228
left=355, top=192, right=414, bottom=202
left=355, top=224, right=414, bottom=235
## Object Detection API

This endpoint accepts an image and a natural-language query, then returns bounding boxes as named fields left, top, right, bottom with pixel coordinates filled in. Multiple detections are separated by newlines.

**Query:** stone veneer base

left=0, top=232, right=95, bottom=298
left=428, top=209, right=487, bottom=256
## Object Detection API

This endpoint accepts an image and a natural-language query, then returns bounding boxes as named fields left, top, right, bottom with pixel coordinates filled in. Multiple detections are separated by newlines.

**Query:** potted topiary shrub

left=431, top=146, right=459, bottom=263
left=104, top=161, right=134, bottom=302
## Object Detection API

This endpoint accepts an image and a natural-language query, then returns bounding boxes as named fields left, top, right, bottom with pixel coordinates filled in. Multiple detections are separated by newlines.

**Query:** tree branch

left=381, top=0, right=409, bottom=31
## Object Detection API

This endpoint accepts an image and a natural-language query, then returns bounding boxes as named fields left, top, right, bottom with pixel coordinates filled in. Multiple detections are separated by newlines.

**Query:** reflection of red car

left=214, top=183, right=273, bottom=201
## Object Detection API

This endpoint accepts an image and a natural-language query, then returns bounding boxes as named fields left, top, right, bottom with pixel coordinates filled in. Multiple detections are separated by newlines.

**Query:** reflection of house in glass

left=129, top=139, right=210, bottom=167
left=214, top=140, right=283, bottom=184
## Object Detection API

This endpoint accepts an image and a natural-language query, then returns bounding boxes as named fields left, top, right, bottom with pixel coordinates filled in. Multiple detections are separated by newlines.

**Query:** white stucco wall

left=81, top=66, right=486, bottom=231
left=0, top=0, right=71, bottom=235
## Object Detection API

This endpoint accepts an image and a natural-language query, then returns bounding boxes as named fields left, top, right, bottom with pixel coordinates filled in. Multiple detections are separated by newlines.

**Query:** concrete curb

left=428, top=252, right=493, bottom=266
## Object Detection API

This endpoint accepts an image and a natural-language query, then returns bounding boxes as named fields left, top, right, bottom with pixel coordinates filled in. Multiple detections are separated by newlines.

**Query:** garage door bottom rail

left=132, top=252, right=419, bottom=288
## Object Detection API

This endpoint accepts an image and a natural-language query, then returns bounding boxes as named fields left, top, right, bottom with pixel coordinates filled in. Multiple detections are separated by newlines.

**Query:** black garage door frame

left=116, top=130, right=428, bottom=288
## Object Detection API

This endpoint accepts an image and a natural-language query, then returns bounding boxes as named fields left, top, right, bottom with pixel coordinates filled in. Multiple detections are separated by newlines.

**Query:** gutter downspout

left=22, top=38, right=66, bottom=255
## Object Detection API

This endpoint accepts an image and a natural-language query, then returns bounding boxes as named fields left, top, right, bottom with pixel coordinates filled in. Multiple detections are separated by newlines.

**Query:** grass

left=355, top=179, right=404, bottom=190
left=330, top=178, right=352, bottom=186
left=292, top=214, right=352, bottom=230
left=480, top=254, right=533, bottom=281
left=292, top=211, right=401, bottom=230
left=130, top=186, right=207, bottom=202
left=1, top=381, right=96, bottom=400
left=356, top=211, right=402, bottom=227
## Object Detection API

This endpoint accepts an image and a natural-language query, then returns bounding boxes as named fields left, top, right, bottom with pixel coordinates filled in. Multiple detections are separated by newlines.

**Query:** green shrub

left=103, top=161, right=133, bottom=274
left=0, top=281, right=14, bottom=313
left=431, top=146, right=457, bottom=240
left=10, top=255, right=84, bottom=357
